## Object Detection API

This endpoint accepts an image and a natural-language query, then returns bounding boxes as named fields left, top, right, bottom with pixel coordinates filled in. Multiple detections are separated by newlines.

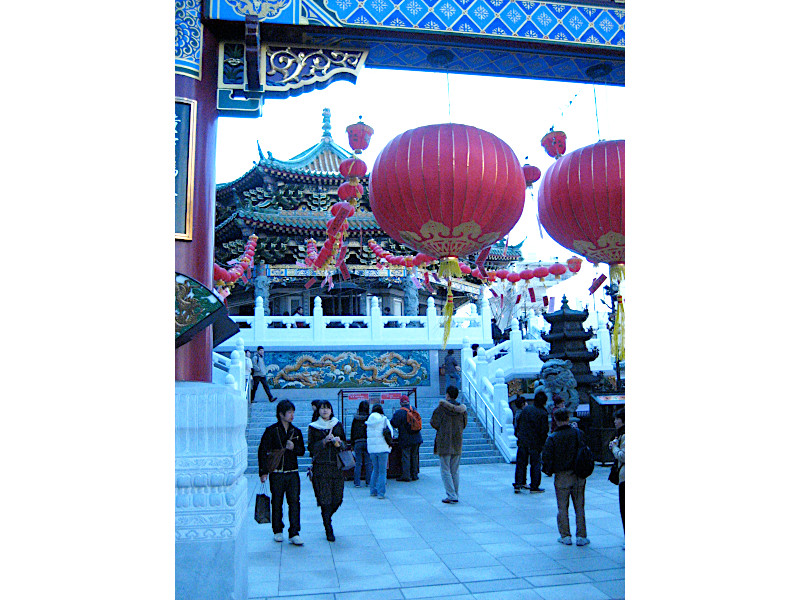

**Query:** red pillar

left=175, top=27, right=219, bottom=382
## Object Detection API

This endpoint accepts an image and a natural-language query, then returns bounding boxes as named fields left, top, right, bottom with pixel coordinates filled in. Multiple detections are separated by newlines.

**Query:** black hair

left=257, top=346, right=264, bottom=351
left=371, top=404, right=384, bottom=415
left=357, top=400, right=370, bottom=415
left=311, top=400, right=334, bottom=422
left=447, top=349, right=454, bottom=355
left=533, top=391, right=548, bottom=408
left=614, top=407, right=625, bottom=423
left=553, top=407, right=570, bottom=423
left=276, top=399, right=295, bottom=420
left=446, top=385, right=459, bottom=400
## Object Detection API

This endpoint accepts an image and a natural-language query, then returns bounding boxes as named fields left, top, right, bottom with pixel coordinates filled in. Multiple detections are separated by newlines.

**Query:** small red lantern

left=549, top=263, right=567, bottom=279
left=522, top=164, right=541, bottom=186
left=532, top=266, right=549, bottom=281
left=460, top=263, right=471, bottom=275
left=519, top=269, right=535, bottom=282
left=337, top=182, right=363, bottom=201
left=496, top=269, right=510, bottom=280
left=339, top=157, right=368, bottom=178
left=541, top=130, right=567, bottom=159
left=507, top=272, right=521, bottom=284
left=567, top=256, right=582, bottom=273
left=346, top=118, right=374, bottom=153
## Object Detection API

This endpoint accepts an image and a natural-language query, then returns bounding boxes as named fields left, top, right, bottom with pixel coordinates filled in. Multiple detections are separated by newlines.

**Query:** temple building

left=214, top=109, right=522, bottom=318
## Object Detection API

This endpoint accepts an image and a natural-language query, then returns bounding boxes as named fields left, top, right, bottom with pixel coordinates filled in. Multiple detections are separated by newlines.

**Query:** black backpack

left=573, top=430, right=595, bottom=479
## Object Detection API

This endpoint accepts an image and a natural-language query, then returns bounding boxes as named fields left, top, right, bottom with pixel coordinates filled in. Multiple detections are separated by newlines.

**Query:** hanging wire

left=446, top=72, right=452, bottom=122
left=549, top=91, right=579, bottom=131
left=593, top=85, right=601, bottom=140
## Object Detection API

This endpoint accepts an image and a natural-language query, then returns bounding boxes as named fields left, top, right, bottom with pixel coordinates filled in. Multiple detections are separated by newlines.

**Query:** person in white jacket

left=366, top=404, right=393, bottom=499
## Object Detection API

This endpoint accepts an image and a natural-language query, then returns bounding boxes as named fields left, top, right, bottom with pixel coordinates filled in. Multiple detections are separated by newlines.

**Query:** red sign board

left=348, top=392, right=369, bottom=401
left=380, top=392, right=402, bottom=402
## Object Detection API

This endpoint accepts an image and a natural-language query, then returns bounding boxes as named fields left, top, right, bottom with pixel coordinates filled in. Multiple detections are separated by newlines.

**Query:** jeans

left=369, top=452, right=389, bottom=497
left=514, top=444, right=542, bottom=490
left=352, top=439, right=372, bottom=486
left=553, top=471, right=587, bottom=538
left=268, top=471, right=301, bottom=538
left=439, top=453, right=461, bottom=500
left=619, top=481, right=625, bottom=532
left=445, top=373, right=460, bottom=389
left=250, top=375, right=274, bottom=402
left=401, top=444, right=420, bottom=479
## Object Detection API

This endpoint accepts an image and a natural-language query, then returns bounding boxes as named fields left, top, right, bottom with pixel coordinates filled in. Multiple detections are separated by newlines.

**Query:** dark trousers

left=401, top=444, right=420, bottom=479
left=514, top=444, right=542, bottom=489
left=619, top=481, right=625, bottom=532
left=251, top=375, right=274, bottom=402
left=269, top=471, right=300, bottom=537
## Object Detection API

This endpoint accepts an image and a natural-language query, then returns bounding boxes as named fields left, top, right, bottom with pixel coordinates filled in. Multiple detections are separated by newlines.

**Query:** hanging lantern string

left=593, top=85, right=601, bottom=141
left=548, top=91, right=580, bottom=131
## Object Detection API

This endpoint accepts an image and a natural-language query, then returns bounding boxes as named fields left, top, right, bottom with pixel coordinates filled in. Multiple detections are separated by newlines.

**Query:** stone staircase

left=245, top=397, right=505, bottom=475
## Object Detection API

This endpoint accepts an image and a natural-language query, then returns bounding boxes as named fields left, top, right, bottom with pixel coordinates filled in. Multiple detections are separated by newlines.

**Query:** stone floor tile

left=470, top=589, right=545, bottom=600
left=249, top=564, right=281, bottom=583
left=375, top=535, right=429, bottom=552
left=439, top=551, right=501, bottom=569
left=334, top=577, right=402, bottom=593
left=589, top=578, right=626, bottom=599
left=247, top=579, right=279, bottom=599
left=334, top=559, right=395, bottom=579
left=383, top=548, right=441, bottom=566
left=450, top=564, right=516, bottom=582
left=526, top=572, right=592, bottom=587
left=533, top=582, right=612, bottom=600
left=584, top=568, right=625, bottom=582
left=479, top=541, right=538, bottom=558
left=265, top=595, right=333, bottom=600
left=399, top=582, right=470, bottom=599
left=554, top=556, right=622, bottom=573
left=426, top=537, right=484, bottom=554
left=390, top=562, right=459, bottom=586
left=334, top=588, right=404, bottom=600
left=463, top=577, right=532, bottom=593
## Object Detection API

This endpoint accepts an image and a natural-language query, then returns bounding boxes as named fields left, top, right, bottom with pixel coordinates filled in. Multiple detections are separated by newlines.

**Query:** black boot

left=321, top=506, right=335, bottom=542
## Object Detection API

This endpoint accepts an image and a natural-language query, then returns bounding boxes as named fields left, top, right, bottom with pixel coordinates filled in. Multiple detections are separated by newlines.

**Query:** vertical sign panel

left=175, top=97, right=196, bottom=240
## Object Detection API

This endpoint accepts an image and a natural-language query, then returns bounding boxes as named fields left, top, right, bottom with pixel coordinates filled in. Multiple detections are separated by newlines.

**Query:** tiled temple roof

left=216, top=208, right=382, bottom=237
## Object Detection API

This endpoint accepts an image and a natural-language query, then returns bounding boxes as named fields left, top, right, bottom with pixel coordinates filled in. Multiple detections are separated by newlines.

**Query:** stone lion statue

left=534, top=359, right=579, bottom=414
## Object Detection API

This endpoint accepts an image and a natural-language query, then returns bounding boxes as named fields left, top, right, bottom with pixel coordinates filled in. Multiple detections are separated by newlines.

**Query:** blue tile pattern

left=204, top=0, right=300, bottom=22
left=175, top=0, right=203, bottom=78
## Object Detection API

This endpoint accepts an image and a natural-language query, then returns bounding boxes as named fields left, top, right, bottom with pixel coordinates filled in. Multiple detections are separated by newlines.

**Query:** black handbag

left=337, top=448, right=356, bottom=470
left=254, top=483, right=271, bottom=524
left=608, top=461, right=620, bottom=485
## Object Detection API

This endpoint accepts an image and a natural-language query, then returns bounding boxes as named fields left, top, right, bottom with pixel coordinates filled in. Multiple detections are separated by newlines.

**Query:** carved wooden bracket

left=244, top=15, right=261, bottom=92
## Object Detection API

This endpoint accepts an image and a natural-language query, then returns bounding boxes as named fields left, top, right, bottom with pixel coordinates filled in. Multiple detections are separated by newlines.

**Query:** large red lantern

left=369, top=123, right=526, bottom=345
left=538, top=140, right=625, bottom=282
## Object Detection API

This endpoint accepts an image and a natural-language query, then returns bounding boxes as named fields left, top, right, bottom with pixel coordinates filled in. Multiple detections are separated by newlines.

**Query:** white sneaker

left=273, top=533, right=284, bottom=542
left=576, top=537, right=590, bottom=546
left=289, top=535, right=304, bottom=546
left=558, top=536, right=572, bottom=545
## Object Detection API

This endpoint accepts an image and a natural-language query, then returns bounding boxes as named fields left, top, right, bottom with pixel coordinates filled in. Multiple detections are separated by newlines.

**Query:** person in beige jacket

left=430, top=385, right=468, bottom=503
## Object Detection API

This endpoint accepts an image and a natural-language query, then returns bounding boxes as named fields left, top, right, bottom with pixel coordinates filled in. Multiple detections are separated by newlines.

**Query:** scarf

left=309, top=416, right=340, bottom=431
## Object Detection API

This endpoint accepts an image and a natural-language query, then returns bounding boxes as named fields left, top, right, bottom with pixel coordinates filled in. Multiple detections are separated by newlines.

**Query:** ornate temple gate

left=174, top=2, right=623, bottom=598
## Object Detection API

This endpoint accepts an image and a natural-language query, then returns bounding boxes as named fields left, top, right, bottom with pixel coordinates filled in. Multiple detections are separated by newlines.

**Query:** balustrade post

left=460, top=337, right=471, bottom=390
left=492, top=368, right=514, bottom=452
left=509, top=317, right=524, bottom=374
left=475, top=347, right=489, bottom=392
left=369, top=296, right=381, bottom=341
left=313, top=296, right=323, bottom=343
left=425, top=296, right=437, bottom=343
left=230, top=341, right=244, bottom=395
left=481, top=296, right=492, bottom=344
left=253, top=296, right=265, bottom=343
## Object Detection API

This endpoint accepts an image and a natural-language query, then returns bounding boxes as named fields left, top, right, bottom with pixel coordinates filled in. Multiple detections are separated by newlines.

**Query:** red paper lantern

left=460, top=263, right=471, bottom=275
left=522, top=165, right=541, bottom=186
left=507, top=272, right=521, bottom=284
left=471, top=268, right=483, bottom=279
left=519, top=269, right=535, bottom=282
left=549, top=263, right=567, bottom=279
left=532, top=266, right=549, bottom=281
left=567, top=257, right=582, bottom=273
left=496, top=269, right=510, bottom=280
left=339, top=157, right=368, bottom=178
left=337, top=182, right=363, bottom=201
left=538, top=140, right=625, bottom=281
left=346, top=119, right=374, bottom=153
left=541, top=130, right=567, bottom=159
left=368, top=123, right=525, bottom=266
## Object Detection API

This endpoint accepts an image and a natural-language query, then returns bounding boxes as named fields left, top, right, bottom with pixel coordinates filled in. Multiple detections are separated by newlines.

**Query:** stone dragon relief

left=267, top=351, right=429, bottom=389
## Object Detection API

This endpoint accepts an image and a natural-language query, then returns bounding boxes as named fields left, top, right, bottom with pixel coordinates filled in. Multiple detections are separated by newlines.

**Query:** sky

left=215, top=67, right=626, bottom=272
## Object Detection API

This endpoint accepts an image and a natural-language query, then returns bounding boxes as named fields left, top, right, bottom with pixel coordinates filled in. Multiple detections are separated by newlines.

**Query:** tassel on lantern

left=438, top=257, right=462, bottom=280
left=610, top=297, right=625, bottom=361
left=610, top=263, right=625, bottom=283
left=441, top=283, right=455, bottom=349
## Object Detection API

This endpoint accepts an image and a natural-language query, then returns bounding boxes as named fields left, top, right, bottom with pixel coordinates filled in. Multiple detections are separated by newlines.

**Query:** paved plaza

left=245, top=462, right=625, bottom=600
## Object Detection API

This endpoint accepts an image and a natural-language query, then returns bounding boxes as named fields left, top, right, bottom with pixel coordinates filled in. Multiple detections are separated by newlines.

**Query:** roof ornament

left=256, top=140, right=266, bottom=162
left=321, top=107, right=332, bottom=141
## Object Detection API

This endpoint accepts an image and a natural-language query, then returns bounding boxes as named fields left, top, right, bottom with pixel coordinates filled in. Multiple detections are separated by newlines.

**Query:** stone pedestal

left=175, top=382, right=249, bottom=600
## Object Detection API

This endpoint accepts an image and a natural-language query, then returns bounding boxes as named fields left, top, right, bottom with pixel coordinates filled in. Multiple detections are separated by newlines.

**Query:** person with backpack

left=391, top=395, right=423, bottom=481
left=542, top=407, right=591, bottom=546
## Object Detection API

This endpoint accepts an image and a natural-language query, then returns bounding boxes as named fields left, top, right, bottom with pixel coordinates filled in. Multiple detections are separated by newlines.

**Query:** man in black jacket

left=258, top=400, right=306, bottom=545
left=391, top=395, right=423, bottom=481
left=513, top=392, right=549, bottom=493
left=542, top=407, right=590, bottom=546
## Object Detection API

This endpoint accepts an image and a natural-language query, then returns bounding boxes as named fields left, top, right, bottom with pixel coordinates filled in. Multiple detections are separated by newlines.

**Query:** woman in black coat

left=308, top=399, right=346, bottom=541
